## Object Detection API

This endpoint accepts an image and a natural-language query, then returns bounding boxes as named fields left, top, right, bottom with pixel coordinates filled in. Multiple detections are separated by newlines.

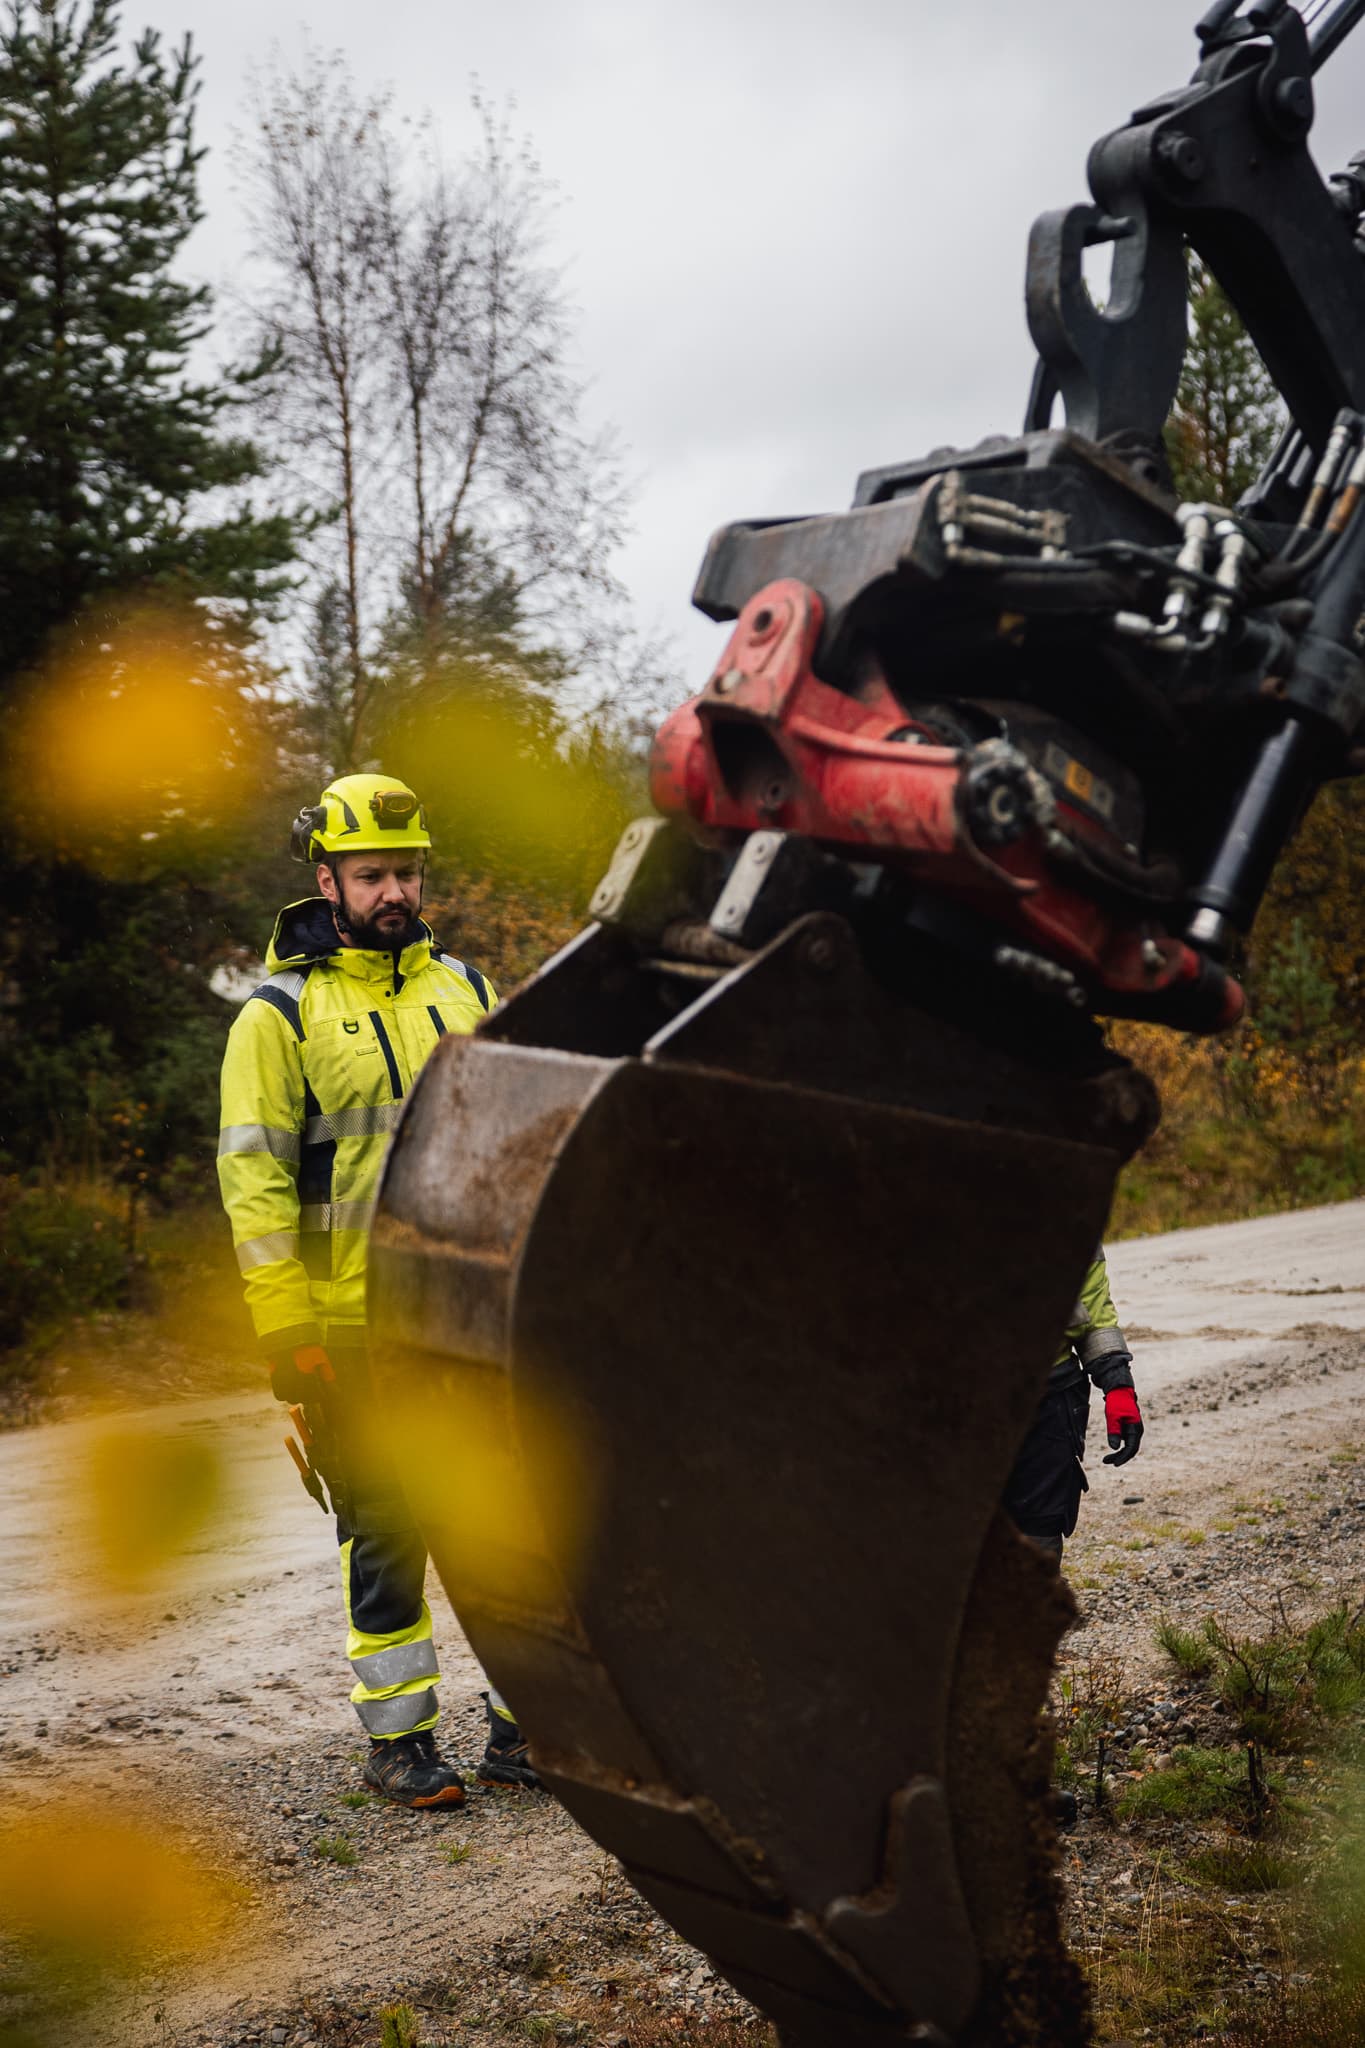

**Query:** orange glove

left=268, top=1343, right=336, bottom=1405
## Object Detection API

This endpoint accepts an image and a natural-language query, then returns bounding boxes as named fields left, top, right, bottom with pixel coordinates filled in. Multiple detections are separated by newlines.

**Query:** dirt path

left=3, top=1199, right=1363, bottom=2046
left=1068, top=1201, right=1365, bottom=1683
left=0, top=1394, right=623, bottom=2044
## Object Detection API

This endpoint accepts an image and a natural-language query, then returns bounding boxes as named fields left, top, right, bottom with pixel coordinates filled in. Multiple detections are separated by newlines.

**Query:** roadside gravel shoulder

left=1065, top=1325, right=1365, bottom=1688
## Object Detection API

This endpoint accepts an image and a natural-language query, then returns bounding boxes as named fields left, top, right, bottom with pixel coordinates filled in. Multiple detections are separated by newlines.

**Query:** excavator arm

left=368, top=8, right=1365, bottom=2042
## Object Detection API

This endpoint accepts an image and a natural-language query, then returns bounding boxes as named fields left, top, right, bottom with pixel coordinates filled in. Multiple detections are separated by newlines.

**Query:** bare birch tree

left=238, top=51, right=393, bottom=766
left=238, top=53, right=634, bottom=769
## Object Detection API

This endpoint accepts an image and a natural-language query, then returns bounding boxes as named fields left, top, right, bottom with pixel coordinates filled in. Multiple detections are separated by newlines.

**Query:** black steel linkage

left=1026, top=0, right=1365, bottom=456
left=1307, top=0, right=1365, bottom=68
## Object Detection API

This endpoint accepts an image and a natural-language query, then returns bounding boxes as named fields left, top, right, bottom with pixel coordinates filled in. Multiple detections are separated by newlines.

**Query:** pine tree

left=1164, top=256, right=1283, bottom=506
left=371, top=530, right=630, bottom=925
left=0, top=1, right=302, bottom=1180
left=0, top=0, right=294, bottom=689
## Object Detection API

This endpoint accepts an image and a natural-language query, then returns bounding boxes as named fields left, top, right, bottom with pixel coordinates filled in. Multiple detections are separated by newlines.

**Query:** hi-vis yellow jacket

left=1051, top=1251, right=1129, bottom=1380
left=217, top=898, right=494, bottom=1354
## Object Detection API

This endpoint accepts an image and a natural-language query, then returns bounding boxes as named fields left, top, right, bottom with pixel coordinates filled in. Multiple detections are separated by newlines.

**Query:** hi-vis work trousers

left=328, top=1348, right=441, bottom=1741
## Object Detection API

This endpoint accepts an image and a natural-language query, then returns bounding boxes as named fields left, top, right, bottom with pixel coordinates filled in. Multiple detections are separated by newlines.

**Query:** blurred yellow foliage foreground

left=83, top=1423, right=225, bottom=1591
left=8, top=602, right=269, bottom=867
left=0, top=1799, right=240, bottom=1975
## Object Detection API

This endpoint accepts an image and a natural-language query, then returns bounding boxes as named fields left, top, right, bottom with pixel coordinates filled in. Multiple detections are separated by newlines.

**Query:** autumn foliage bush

left=0, top=1177, right=133, bottom=1352
left=1110, top=798, right=1365, bottom=1239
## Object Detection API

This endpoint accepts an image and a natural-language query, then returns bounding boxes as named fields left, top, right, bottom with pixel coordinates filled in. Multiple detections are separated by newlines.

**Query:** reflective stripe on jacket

left=217, top=897, right=494, bottom=1352
left=1052, top=1250, right=1129, bottom=1375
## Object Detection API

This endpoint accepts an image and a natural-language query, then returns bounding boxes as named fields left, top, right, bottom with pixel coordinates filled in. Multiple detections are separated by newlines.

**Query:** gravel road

left=1070, top=1200, right=1365, bottom=1683
left=2, top=1198, right=1362, bottom=2045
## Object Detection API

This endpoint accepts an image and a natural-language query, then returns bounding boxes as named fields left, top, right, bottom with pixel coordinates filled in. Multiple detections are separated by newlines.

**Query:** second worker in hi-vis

left=1003, top=1248, right=1145, bottom=1560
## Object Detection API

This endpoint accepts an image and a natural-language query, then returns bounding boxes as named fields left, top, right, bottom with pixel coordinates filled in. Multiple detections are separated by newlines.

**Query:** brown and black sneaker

left=477, top=1691, right=541, bottom=1790
left=363, top=1729, right=467, bottom=1808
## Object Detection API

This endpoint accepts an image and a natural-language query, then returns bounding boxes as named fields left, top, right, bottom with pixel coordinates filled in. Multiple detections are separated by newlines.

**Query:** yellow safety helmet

left=289, top=772, right=433, bottom=863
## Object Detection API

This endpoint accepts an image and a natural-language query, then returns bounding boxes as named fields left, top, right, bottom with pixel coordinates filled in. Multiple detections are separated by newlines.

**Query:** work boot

left=363, top=1728, right=467, bottom=1808
left=478, top=1691, right=541, bottom=1789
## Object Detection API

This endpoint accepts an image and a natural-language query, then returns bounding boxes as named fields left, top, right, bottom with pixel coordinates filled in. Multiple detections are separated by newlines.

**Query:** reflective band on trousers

left=350, top=1638, right=440, bottom=1689
left=304, top=1104, right=402, bottom=1144
left=1079, top=1327, right=1128, bottom=1365
left=218, top=1122, right=302, bottom=1164
left=300, top=1199, right=375, bottom=1234
left=235, top=1229, right=299, bottom=1273
left=354, top=1685, right=438, bottom=1736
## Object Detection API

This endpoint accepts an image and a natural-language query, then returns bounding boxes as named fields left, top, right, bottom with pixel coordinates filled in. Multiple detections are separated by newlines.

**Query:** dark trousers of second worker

left=1003, top=1371, right=1091, bottom=1559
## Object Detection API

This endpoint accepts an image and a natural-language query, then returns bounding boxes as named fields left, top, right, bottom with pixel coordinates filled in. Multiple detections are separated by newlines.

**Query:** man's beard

left=331, top=888, right=423, bottom=953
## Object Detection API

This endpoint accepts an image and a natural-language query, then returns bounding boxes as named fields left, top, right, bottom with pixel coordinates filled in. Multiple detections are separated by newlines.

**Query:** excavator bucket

left=368, top=911, right=1156, bottom=2047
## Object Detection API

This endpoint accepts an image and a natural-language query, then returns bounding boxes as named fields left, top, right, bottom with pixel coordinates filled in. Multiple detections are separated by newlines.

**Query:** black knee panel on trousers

left=328, top=1346, right=430, bottom=1638
left=340, top=1507, right=428, bottom=1637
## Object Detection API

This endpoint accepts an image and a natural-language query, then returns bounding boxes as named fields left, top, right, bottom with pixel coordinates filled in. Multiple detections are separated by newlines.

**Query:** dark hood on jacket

left=266, top=896, right=437, bottom=972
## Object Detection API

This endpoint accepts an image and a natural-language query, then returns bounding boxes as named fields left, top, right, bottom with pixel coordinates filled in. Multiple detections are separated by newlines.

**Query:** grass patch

left=1157, top=1606, right=1365, bottom=1778
left=1081, top=1605, right=1365, bottom=2041
left=1118, top=1746, right=1267, bottom=1822
left=313, top=1832, right=358, bottom=1867
left=1187, top=1841, right=1298, bottom=1892
left=444, top=1841, right=474, bottom=1865
left=1156, top=1618, right=1217, bottom=1679
left=336, top=1790, right=372, bottom=1810
left=1082, top=1856, right=1250, bottom=2041
left=1217, top=1986, right=1365, bottom=2045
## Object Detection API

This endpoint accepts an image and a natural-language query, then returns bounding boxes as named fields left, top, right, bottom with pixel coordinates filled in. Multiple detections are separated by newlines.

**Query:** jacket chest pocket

left=304, top=1015, right=396, bottom=1111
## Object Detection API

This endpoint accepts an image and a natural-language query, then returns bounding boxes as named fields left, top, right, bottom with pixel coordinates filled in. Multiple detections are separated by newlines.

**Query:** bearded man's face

left=319, top=853, right=424, bottom=950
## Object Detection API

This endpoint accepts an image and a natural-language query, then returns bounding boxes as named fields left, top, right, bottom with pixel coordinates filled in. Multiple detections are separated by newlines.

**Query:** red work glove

left=1102, top=1385, right=1144, bottom=1467
left=268, top=1343, right=336, bottom=1406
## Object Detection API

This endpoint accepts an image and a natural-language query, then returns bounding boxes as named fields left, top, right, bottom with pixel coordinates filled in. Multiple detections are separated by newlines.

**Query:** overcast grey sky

left=141, top=0, right=1365, bottom=689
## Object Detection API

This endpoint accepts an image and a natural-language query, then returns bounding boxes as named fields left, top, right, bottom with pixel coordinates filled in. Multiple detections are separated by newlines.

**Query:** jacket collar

left=266, top=897, right=437, bottom=981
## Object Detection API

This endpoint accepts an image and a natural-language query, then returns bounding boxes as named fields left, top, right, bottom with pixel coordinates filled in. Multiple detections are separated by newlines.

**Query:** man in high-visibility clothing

left=1003, top=1248, right=1144, bottom=1558
left=217, top=773, right=538, bottom=1807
